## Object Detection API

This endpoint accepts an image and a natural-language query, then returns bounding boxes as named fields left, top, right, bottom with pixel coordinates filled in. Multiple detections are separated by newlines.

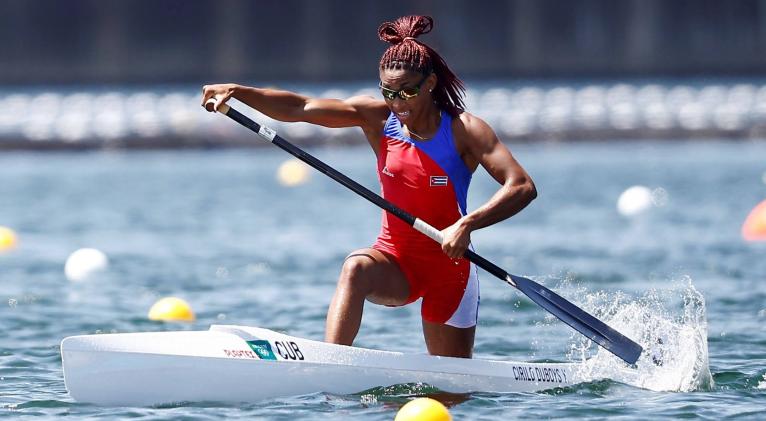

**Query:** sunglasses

left=379, top=74, right=430, bottom=101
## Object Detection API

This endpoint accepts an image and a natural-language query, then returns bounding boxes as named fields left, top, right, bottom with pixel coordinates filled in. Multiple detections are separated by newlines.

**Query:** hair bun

left=377, top=15, right=433, bottom=45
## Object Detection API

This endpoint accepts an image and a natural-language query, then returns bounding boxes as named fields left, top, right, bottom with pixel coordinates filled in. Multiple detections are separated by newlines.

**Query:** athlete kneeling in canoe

left=202, top=15, right=536, bottom=358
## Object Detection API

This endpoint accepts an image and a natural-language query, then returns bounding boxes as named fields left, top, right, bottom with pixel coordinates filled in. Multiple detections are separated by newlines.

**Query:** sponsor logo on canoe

left=247, top=340, right=277, bottom=360
left=512, top=365, right=567, bottom=383
left=273, top=340, right=304, bottom=361
left=222, top=349, right=259, bottom=359
left=430, top=175, right=448, bottom=186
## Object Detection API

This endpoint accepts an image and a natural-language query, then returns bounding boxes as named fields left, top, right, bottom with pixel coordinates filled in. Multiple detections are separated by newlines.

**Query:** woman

left=202, top=15, right=536, bottom=358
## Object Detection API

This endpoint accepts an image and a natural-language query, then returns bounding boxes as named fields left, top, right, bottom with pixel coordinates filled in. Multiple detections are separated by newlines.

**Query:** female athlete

left=202, top=15, right=537, bottom=358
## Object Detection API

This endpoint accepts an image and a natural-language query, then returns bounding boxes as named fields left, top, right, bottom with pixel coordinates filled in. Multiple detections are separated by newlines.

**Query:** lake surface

left=1, top=140, right=765, bottom=419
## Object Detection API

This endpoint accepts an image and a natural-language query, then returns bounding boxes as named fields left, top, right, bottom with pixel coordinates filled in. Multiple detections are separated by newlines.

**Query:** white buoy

left=276, top=158, right=310, bottom=187
left=65, top=248, right=109, bottom=282
left=617, top=185, right=653, bottom=217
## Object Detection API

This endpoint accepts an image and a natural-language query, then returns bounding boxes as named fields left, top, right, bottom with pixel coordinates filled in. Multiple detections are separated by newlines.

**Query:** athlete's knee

left=337, top=254, right=377, bottom=296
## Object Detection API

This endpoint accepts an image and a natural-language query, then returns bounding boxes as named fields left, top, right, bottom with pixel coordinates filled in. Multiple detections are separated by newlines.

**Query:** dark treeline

left=2, top=0, right=766, bottom=85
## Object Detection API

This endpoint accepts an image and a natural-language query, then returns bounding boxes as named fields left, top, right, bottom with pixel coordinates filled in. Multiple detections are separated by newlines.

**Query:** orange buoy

left=742, top=199, right=766, bottom=241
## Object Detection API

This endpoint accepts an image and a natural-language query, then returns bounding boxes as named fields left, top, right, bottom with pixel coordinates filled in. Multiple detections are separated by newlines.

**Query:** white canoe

left=61, top=325, right=584, bottom=406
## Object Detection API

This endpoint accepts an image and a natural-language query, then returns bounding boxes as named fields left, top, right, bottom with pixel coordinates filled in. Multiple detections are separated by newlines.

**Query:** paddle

left=205, top=100, right=644, bottom=365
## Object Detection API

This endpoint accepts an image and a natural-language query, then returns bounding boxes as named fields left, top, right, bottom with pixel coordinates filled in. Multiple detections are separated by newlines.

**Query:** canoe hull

left=61, top=325, right=580, bottom=406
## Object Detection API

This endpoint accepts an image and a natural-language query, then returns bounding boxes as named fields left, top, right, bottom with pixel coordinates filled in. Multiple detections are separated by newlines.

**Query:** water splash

left=566, top=276, right=713, bottom=392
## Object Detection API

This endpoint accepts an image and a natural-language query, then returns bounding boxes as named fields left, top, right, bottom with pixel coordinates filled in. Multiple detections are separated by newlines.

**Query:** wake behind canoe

left=61, top=325, right=582, bottom=406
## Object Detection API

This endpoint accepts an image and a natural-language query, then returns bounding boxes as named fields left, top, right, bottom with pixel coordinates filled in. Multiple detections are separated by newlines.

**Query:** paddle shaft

left=208, top=101, right=643, bottom=364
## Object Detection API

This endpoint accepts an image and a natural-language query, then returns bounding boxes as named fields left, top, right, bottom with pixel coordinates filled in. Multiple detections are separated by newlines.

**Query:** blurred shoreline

left=2, top=77, right=766, bottom=150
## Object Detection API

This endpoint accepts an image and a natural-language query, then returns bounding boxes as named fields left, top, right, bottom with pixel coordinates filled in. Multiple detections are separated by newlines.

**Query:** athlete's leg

left=325, top=248, right=410, bottom=345
left=422, top=320, right=475, bottom=358
left=419, top=259, right=479, bottom=358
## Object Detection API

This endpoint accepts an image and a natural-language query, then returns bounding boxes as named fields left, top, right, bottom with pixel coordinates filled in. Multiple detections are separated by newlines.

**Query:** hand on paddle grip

left=440, top=217, right=473, bottom=259
left=201, top=84, right=236, bottom=112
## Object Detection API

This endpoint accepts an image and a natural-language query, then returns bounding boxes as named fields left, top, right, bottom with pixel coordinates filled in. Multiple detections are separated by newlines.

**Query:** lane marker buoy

left=742, top=199, right=766, bottom=241
left=0, top=226, right=18, bottom=252
left=148, top=297, right=196, bottom=322
left=395, top=397, right=452, bottom=421
left=65, top=248, right=109, bottom=282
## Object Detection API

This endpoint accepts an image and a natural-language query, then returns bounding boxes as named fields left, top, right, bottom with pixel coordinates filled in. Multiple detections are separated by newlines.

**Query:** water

left=1, top=140, right=765, bottom=419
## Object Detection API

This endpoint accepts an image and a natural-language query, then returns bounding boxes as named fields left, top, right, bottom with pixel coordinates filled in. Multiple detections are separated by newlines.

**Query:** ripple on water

left=714, top=369, right=766, bottom=390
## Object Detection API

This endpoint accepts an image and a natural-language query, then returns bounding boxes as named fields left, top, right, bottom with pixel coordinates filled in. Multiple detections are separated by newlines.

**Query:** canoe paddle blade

left=509, top=273, right=643, bottom=364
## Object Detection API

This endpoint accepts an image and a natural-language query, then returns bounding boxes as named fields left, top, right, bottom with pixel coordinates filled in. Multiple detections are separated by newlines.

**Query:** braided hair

left=378, top=15, right=466, bottom=117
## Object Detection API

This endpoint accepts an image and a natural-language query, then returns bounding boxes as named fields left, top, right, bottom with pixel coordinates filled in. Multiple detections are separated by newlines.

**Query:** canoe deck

left=61, top=325, right=583, bottom=406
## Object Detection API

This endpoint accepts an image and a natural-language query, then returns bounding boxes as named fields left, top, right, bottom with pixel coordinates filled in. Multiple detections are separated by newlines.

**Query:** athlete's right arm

left=201, top=83, right=387, bottom=130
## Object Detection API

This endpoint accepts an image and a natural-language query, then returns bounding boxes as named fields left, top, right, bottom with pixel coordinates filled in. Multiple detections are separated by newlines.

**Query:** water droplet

left=651, top=187, right=669, bottom=207
left=216, top=266, right=229, bottom=279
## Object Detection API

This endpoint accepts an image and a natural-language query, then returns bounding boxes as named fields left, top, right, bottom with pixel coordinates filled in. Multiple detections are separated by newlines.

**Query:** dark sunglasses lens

left=381, top=89, right=396, bottom=100
left=400, top=88, right=419, bottom=100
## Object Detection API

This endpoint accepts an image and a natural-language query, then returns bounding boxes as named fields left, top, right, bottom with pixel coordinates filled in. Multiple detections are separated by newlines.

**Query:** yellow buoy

left=148, top=297, right=196, bottom=322
left=395, top=397, right=452, bottom=421
left=276, top=158, right=310, bottom=187
left=742, top=199, right=766, bottom=241
left=0, top=226, right=18, bottom=251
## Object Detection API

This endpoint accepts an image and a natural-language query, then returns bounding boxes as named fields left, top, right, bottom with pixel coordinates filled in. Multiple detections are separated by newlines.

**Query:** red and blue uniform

left=372, top=111, right=479, bottom=328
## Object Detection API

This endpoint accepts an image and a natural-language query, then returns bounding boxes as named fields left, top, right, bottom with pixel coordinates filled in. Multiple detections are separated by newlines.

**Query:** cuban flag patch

left=430, top=175, right=448, bottom=186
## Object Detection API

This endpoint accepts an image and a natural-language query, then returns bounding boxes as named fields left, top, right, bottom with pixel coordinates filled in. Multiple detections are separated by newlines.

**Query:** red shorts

left=372, top=240, right=479, bottom=328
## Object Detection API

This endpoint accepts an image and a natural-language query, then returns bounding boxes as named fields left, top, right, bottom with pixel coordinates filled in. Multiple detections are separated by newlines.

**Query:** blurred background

left=2, top=0, right=766, bottom=148
left=2, top=1, right=766, bottom=417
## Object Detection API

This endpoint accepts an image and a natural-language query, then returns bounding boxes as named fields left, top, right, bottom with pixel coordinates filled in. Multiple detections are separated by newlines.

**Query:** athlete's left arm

left=440, top=113, right=537, bottom=259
